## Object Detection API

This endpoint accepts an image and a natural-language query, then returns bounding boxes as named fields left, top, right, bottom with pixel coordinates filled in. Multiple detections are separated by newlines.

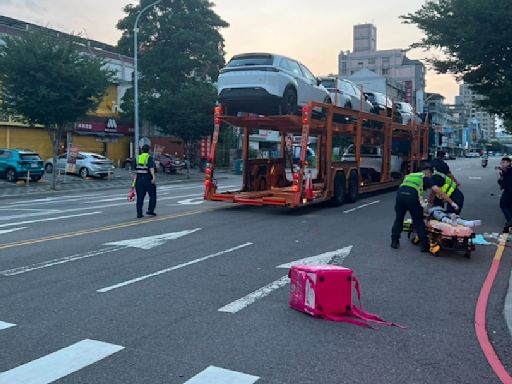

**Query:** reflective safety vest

left=135, top=153, right=150, bottom=174
left=400, top=172, right=424, bottom=196
left=434, top=171, right=457, bottom=197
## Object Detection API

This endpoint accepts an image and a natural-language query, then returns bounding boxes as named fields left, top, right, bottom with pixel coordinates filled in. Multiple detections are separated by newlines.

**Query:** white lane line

left=0, top=227, right=27, bottom=235
left=177, top=198, right=204, bottom=205
left=343, top=200, right=380, bottom=214
left=219, top=276, right=290, bottom=314
left=0, top=247, right=126, bottom=276
left=0, top=321, right=16, bottom=330
left=0, top=212, right=101, bottom=229
left=219, top=246, right=353, bottom=314
left=469, top=176, right=482, bottom=180
left=97, top=242, right=253, bottom=293
left=0, top=339, right=124, bottom=384
left=184, top=366, right=259, bottom=384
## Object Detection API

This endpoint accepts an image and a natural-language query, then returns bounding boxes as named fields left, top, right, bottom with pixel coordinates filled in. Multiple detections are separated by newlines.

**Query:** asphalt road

left=0, top=157, right=510, bottom=384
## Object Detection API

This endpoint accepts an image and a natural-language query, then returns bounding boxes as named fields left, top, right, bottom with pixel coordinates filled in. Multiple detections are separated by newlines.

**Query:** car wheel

left=281, top=87, right=297, bottom=115
left=5, top=168, right=17, bottom=183
left=344, top=102, right=352, bottom=110
left=79, top=167, right=89, bottom=179
left=346, top=170, right=359, bottom=203
left=45, top=163, right=53, bottom=173
left=324, top=96, right=332, bottom=104
left=330, top=172, right=346, bottom=207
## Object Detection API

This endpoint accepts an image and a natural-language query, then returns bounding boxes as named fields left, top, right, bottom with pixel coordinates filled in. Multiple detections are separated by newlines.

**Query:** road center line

left=0, top=339, right=124, bottom=384
left=0, top=207, right=228, bottom=251
left=343, top=200, right=380, bottom=214
left=97, top=242, right=253, bottom=293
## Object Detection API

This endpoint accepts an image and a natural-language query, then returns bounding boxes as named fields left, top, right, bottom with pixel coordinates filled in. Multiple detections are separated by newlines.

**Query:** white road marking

left=219, top=246, right=353, bottom=314
left=343, top=200, right=380, bottom=214
left=177, top=198, right=204, bottom=205
left=469, top=176, right=482, bottom=180
left=0, top=339, right=124, bottom=384
left=184, top=366, right=259, bottom=384
left=0, top=321, right=15, bottom=330
left=0, top=247, right=126, bottom=276
left=0, top=212, right=101, bottom=229
left=97, top=242, right=253, bottom=293
left=0, top=227, right=27, bottom=235
left=104, top=228, right=201, bottom=250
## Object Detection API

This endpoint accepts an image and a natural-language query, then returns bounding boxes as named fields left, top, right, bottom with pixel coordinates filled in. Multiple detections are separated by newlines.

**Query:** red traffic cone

left=305, top=171, right=314, bottom=200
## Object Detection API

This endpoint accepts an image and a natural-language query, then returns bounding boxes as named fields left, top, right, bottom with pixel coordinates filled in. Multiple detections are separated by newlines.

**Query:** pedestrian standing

left=431, top=150, right=461, bottom=186
left=135, top=144, right=157, bottom=218
left=498, top=157, right=512, bottom=232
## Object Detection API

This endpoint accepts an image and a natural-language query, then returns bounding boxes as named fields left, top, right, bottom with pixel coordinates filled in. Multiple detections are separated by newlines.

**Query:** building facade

left=339, top=24, right=426, bottom=110
left=0, top=15, right=134, bottom=163
left=458, top=83, right=496, bottom=141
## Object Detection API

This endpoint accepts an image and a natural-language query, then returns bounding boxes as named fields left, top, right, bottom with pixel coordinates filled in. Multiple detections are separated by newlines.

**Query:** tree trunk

left=48, top=125, right=63, bottom=191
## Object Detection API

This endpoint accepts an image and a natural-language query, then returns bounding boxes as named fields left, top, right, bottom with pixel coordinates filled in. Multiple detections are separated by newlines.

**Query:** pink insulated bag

left=289, top=265, right=404, bottom=329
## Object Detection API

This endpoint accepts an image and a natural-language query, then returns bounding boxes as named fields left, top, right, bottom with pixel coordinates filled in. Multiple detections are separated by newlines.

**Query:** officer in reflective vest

left=135, top=144, right=157, bottom=218
left=429, top=171, right=464, bottom=214
left=391, top=165, right=458, bottom=252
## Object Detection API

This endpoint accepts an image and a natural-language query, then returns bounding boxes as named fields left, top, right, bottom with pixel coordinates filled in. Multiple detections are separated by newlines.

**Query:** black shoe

left=146, top=211, right=157, bottom=216
left=390, top=239, right=399, bottom=249
left=137, top=214, right=144, bottom=218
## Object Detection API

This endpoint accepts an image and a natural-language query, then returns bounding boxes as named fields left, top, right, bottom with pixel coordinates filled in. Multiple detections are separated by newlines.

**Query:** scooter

left=481, top=157, right=488, bottom=168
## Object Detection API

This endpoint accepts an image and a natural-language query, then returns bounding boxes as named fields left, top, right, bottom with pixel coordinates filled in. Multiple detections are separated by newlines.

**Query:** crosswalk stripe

left=0, top=339, right=124, bottom=384
left=184, top=366, right=259, bottom=384
left=0, top=321, right=15, bottom=330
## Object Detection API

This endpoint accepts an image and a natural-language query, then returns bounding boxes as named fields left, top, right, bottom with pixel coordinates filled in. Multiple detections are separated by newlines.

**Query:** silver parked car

left=395, top=102, right=418, bottom=125
left=320, top=77, right=373, bottom=112
left=45, top=152, right=115, bottom=178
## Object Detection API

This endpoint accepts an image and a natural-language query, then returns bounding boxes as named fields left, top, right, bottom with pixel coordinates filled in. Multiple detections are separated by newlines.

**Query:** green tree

left=0, top=31, right=115, bottom=189
left=116, top=0, right=228, bottom=147
left=402, top=0, right=512, bottom=119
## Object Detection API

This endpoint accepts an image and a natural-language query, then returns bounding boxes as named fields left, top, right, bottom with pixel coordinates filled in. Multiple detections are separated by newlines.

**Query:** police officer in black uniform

left=135, top=144, right=157, bottom=218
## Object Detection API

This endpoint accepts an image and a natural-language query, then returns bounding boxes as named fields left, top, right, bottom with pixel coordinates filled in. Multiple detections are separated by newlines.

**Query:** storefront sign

left=75, top=120, right=133, bottom=135
left=200, top=137, right=211, bottom=159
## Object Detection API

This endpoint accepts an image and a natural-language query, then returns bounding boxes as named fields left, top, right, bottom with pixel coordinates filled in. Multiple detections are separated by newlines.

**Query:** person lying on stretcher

left=427, top=206, right=481, bottom=228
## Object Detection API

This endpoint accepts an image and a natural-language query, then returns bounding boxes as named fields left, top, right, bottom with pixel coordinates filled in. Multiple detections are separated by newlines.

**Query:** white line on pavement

left=469, top=176, right=482, bottom=180
left=97, top=242, right=253, bottom=293
left=0, top=212, right=101, bottom=229
left=0, top=227, right=27, bottom=235
left=0, top=246, right=126, bottom=276
left=0, top=339, right=124, bottom=384
left=343, top=200, right=380, bottom=214
left=184, top=366, right=259, bottom=384
left=0, top=321, right=16, bottom=330
left=219, top=246, right=353, bottom=314
left=104, top=228, right=202, bottom=250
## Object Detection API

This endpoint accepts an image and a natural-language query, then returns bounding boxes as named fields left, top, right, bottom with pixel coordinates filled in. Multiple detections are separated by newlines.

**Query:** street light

left=133, top=0, right=161, bottom=159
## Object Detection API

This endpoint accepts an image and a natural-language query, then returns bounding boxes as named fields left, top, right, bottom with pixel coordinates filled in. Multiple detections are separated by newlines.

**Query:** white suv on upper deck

left=217, top=53, right=331, bottom=116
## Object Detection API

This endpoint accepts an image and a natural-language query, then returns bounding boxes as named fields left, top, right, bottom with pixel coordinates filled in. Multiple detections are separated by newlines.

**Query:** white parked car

left=395, top=102, right=417, bottom=125
left=45, top=152, right=114, bottom=178
left=319, top=77, right=373, bottom=112
left=217, top=53, right=331, bottom=116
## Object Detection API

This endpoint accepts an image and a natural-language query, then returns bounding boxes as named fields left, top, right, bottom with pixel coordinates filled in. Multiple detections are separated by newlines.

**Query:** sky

left=0, top=0, right=459, bottom=103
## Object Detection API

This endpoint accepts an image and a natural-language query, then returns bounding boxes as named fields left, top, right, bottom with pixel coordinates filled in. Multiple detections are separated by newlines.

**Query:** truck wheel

left=346, top=171, right=359, bottom=203
left=330, top=172, right=346, bottom=207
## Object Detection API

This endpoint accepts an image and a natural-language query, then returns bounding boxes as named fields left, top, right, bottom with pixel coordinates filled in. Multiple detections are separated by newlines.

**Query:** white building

left=339, top=24, right=425, bottom=110
left=458, top=83, right=496, bottom=140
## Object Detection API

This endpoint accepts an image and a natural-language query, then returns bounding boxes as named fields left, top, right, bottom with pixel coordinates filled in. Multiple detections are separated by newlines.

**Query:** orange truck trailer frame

left=204, top=102, right=429, bottom=208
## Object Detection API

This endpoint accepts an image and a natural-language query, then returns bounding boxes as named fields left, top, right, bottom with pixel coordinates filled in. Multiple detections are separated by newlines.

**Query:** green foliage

left=402, top=0, right=512, bottom=119
left=0, top=31, right=115, bottom=128
left=117, top=0, right=228, bottom=141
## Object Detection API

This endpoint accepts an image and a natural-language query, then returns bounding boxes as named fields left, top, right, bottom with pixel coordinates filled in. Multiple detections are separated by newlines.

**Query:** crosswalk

left=0, top=324, right=260, bottom=383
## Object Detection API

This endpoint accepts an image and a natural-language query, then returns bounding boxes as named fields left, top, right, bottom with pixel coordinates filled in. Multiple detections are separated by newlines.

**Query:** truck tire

left=346, top=170, right=359, bottom=203
left=330, top=172, right=346, bottom=207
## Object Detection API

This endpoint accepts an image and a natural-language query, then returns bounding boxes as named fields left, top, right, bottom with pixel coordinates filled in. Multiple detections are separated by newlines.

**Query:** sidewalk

left=0, top=168, right=231, bottom=199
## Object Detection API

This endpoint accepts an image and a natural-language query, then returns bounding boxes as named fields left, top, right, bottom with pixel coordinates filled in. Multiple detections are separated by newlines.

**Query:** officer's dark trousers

left=135, top=176, right=156, bottom=216
left=391, top=188, right=427, bottom=247
left=500, top=191, right=512, bottom=225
